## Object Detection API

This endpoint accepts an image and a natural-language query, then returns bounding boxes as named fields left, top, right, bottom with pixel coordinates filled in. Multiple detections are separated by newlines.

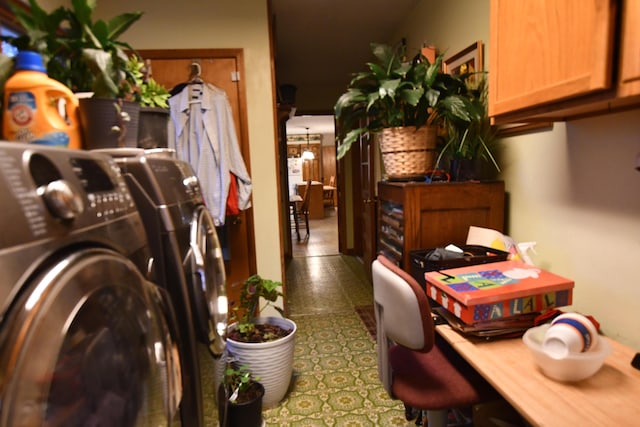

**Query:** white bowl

left=523, top=324, right=611, bottom=382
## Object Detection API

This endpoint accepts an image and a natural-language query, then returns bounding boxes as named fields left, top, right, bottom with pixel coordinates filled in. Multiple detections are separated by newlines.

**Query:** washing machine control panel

left=0, top=142, right=139, bottom=246
left=69, top=157, right=135, bottom=219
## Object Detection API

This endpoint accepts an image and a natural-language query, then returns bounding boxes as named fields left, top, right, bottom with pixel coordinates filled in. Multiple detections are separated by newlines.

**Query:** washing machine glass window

left=186, top=205, right=228, bottom=356
left=0, top=248, right=181, bottom=427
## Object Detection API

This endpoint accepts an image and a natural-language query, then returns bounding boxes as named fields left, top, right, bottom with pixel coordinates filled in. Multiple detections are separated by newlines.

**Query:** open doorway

left=285, top=115, right=339, bottom=258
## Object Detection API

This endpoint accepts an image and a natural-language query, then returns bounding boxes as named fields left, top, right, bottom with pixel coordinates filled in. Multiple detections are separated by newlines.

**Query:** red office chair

left=372, top=255, right=495, bottom=427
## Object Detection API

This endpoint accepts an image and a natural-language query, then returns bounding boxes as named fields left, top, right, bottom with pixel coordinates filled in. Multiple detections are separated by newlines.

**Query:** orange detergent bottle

left=3, top=51, right=82, bottom=149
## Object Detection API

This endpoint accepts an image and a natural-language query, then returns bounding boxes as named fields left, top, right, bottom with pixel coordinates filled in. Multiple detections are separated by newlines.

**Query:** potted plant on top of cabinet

left=127, top=55, right=171, bottom=148
left=225, top=274, right=297, bottom=409
left=432, top=74, right=501, bottom=181
left=334, top=42, right=472, bottom=180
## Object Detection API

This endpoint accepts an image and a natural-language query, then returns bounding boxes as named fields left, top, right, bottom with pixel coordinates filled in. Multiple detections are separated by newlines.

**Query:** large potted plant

left=6, top=0, right=143, bottom=149
left=217, top=357, right=265, bottom=427
left=432, top=74, right=501, bottom=181
left=226, top=275, right=297, bottom=409
left=334, top=42, right=471, bottom=180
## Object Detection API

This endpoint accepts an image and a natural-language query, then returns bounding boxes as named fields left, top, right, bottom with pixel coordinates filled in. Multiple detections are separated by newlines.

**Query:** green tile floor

left=200, top=255, right=410, bottom=426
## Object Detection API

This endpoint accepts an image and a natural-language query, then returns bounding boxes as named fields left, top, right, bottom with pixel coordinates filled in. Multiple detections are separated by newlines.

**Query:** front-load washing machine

left=0, top=142, right=182, bottom=426
left=96, top=148, right=228, bottom=427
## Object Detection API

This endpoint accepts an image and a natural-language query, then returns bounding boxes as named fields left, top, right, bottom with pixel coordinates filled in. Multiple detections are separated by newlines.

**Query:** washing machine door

left=0, top=247, right=181, bottom=427
left=184, top=205, right=228, bottom=356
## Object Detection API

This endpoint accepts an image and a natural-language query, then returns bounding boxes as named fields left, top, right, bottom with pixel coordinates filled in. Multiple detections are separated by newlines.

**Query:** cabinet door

left=618, top=0, right=640, bottom=97
left=489, top=0, right=616, bottom=118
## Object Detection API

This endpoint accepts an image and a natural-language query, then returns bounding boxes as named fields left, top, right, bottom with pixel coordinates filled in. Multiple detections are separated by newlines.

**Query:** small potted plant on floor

left=218, top=357, right=265, bottom=427
left=226, top=275, right=297, bottom=409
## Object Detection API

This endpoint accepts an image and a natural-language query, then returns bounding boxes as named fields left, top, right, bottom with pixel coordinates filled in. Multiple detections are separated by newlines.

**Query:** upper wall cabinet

left=618, top=0, right=640, bottom=97
left=489, top=0, right=640, bottom=124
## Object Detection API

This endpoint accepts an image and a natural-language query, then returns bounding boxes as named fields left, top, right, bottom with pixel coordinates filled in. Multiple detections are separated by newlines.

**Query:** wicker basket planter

left=379, top=126, right=437, bottom=180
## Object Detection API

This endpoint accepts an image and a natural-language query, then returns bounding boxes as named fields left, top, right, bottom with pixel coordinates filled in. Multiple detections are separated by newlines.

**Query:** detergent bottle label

left=6, top=91, right=37, bottom=142
left=3, top=52, right=81, bottom=148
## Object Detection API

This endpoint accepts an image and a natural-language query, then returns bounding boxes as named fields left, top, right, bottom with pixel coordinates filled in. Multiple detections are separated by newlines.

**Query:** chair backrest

left=300, top=179, right=312, bottom=212
left=329, top=175, right=335, bottom=187
left=372, top=254, right=436, bottom=393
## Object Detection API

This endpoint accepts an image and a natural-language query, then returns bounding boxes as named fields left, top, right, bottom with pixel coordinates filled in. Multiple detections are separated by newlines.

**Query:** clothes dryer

left=97, top=148, right=228, bottom=427
left=0, top=142, right=182, bottom=426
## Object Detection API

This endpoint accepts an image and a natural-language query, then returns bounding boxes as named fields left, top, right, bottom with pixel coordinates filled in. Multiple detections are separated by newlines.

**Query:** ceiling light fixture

left=301, top=127, right=315, bottom=160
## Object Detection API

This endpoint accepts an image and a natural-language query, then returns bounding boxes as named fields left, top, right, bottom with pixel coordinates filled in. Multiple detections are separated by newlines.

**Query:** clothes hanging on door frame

left=168, top=82, right=252, bottom=226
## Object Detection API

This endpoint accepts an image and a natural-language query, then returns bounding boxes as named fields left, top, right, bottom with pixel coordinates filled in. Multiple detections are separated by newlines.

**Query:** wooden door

left=359, top=133, right=377, bottom=280
left=138, top=49, right=256, bottom=299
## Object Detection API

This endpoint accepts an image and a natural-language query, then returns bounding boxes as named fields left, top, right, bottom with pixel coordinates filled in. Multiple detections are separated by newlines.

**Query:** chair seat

left=389, top=338, right=493, bottom=410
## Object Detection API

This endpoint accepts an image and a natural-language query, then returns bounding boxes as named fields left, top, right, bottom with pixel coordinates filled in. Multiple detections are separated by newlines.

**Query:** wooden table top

left=436, top=325, right=640, bottom=426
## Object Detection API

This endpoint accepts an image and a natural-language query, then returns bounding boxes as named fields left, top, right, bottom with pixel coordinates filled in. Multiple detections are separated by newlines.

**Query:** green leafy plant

left=2, top=0, right=68, bottom=82
left=139, top=78, right=170, bottom=108
left=433, top=73, right=500, bottom=172
left=222, top=359, right=261, bottom=404
left=334, top=42, right=471, bottom=159
left=67, top=0, right=142, bottom=98
left=126, top=55, right=170, bottom=108
left=4, top=0, right=143, bottom=99
left=229, top=275, right=288, bottom=343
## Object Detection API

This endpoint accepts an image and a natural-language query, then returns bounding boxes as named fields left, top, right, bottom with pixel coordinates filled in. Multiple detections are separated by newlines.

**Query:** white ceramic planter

left=225, top=316, right=297, bottom=408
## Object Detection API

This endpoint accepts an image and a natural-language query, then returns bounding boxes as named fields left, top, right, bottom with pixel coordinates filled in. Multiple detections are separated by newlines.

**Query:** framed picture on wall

left=443, top=40, right=483, bottom=76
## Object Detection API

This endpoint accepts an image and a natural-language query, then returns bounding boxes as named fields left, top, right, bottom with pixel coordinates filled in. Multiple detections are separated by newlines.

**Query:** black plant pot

left=217, top=382, right=264, bottom=427
left=78, top=98, right=140, bottom=149
left=138, top=107, right=169, bottom=149
left=450, top=158, right=484, bottom=181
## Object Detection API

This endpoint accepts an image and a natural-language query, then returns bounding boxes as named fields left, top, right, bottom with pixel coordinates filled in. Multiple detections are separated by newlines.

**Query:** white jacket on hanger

left=169, top=82, right=252, bottom=225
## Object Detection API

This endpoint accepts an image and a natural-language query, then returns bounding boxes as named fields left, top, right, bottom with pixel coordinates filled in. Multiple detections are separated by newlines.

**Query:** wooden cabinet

left=489, top=0, right=640, bottom=124
left=377, top=181, right=505, bottom=268
left=287, top=144, right=321, bottom=182
left=618, top=0, right=640, bottom=98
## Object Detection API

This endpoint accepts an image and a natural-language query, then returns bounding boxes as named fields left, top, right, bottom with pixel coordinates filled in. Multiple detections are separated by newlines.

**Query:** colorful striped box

left=424, top=260, right=574, bottom=324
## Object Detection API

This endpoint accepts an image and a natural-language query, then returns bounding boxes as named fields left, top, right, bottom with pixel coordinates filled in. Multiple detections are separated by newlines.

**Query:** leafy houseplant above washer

left=4, top=0, right=144, bottom=148
left=6, top=0, right=142, bottom=99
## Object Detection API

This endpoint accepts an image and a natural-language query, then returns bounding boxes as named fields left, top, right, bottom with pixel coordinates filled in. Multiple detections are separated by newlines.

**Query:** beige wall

left=397, top=0, right=640, bottom=348
left=92, top=0, right=283, bottom=283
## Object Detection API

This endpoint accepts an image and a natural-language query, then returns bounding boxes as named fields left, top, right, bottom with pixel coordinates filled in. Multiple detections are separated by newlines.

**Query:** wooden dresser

left=377, top=181, right=505, bottom=268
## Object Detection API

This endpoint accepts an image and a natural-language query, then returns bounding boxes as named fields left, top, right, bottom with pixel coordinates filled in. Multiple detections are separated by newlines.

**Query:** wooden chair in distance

left=323, top=175, right=336, bottom=209
left=371, top=254, right=496, bottom=427
left=291, top=179, right=312, bottom=241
